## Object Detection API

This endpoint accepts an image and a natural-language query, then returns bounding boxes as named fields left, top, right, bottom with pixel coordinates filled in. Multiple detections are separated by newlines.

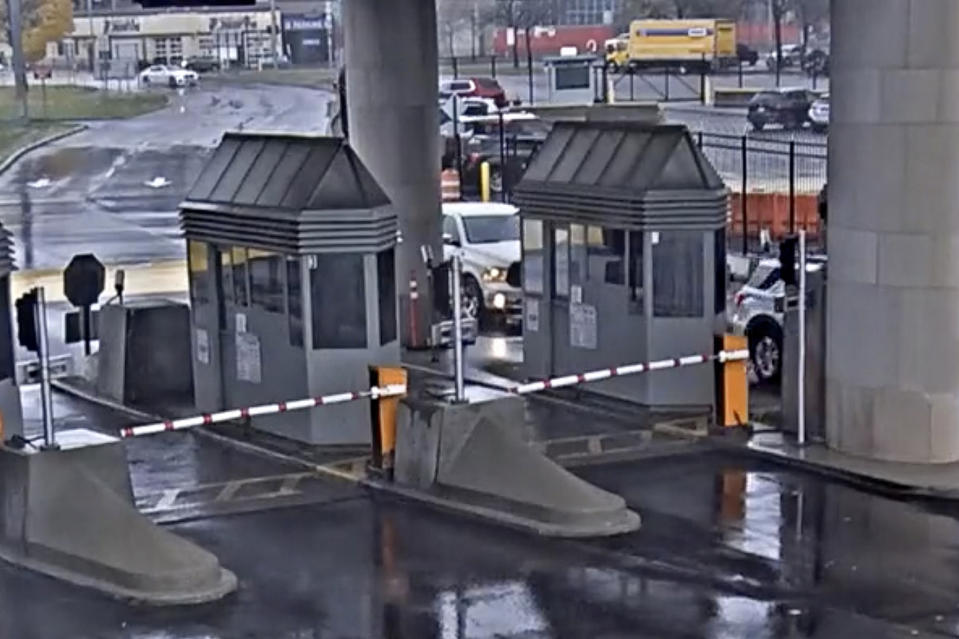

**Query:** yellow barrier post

left=479, top=161, right=490, bottom=203
left=369, top=366, right=408, bottom=477
left=719, top=334, right=749, bottom=428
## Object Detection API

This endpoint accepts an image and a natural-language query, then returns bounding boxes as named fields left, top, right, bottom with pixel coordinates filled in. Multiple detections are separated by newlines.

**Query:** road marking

left=144, top=176, right=171, bottom=188
left=153, top=489, right=181, bottom=511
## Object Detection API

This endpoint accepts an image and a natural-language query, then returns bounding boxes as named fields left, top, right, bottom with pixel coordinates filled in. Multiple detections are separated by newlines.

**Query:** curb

left=0, top=124, right=87, bottom=178
left=715, top=436, right=959, bottom=502
left=663, top=104, right=747, bottom=118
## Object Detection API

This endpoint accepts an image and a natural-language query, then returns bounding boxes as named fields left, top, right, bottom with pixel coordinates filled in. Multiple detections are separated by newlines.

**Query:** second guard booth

left=513, top=121, right=728, bottom=411
left=179, top=132, right=399, bottom=445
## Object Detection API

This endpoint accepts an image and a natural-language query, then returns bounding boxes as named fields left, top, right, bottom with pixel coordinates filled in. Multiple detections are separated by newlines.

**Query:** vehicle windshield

left=462, top=215, right=519, bottom=243
left=751, top=91, right=783, bottom=105
left=746, top=264, right=781, bottom=289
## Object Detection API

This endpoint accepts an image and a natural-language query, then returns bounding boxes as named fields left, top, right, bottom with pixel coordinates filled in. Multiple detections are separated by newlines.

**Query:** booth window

left=553, top=225, right=569, bottom=299
left=249, top=249, right=284, bottom=313
left=377, top=248, right=397, bottom=345
left=653, top=231, right=704, bottom=317
left=555, top=65, right=590, bottom=90
left=310, top=253, right=367, bottom=349
left=231, top=247, right=249, bottom=307
left=187, top=241, right=210, bottom=305
left=220, top=248, right=234, bottom=305
left=587, top=226, right=625, bottom=285
left=0, top=277, right=13, bottom=382
left=214, top=248, right=227, bottom=330
left=570, top=224, right=587, bottom=288
left=522, top=219, right=544, bottom=294
left=714, top=229, right=726, bottom=314
left=287, top=257, right=303, bottom=347
left=629, top=231, right=644, bottom=312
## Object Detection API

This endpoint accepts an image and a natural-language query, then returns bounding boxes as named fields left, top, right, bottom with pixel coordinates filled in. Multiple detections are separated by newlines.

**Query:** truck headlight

left=482, top=266, right=508, bottom=283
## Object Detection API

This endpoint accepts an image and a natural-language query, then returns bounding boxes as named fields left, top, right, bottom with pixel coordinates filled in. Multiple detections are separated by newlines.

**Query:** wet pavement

left=2, top=426, right=957, bottom=639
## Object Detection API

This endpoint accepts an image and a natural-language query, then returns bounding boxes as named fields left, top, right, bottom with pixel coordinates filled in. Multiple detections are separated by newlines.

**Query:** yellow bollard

left=720, top=334, right=749, bottom=428
left=479, top=161, right=491, bottom=203
left=369, top=365, right=408, bottom=476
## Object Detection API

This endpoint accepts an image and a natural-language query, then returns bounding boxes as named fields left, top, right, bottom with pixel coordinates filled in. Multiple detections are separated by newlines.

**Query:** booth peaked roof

left=518, top=121, right=724, bottom=193
left=186, top=132, right=389, bottom=211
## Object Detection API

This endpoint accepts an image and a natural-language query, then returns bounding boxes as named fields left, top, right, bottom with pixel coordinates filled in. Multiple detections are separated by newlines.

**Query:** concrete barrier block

left=0, top=433, right=235, bottom=604
left=393, top=397, right=640, bottom=537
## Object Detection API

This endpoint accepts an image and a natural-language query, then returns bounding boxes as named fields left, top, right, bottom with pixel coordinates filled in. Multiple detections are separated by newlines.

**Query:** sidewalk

left=742, top=431, right=959, bottom=499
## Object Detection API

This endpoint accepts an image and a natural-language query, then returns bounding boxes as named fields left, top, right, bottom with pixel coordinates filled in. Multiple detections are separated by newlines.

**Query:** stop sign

left=63, top=254, right=105, bottom=307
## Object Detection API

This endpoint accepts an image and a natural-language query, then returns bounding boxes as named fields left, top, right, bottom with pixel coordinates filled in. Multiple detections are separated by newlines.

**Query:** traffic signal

left=15, top=290, right=38, bottom=352
left=780, top=235, right=798, bottom=287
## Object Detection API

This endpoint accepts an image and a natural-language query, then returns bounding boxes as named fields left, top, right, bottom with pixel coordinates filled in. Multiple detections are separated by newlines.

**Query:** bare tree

left=437, top=0, right=470, bottom=59
left=792, top=0, right=828, bottom=47
left=496, top=0, right=553, bottom=68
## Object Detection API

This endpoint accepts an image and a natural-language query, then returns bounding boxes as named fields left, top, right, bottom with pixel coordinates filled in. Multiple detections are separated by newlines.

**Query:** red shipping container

left=492, top=24, right=617, bottom=58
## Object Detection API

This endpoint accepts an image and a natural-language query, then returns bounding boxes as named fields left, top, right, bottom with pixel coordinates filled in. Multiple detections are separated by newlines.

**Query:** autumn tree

left=2, top=0, right=73, bottom=62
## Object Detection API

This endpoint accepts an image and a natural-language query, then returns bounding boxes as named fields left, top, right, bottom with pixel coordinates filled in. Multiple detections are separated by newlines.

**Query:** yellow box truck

left=610, top=19, right=737, bottom=72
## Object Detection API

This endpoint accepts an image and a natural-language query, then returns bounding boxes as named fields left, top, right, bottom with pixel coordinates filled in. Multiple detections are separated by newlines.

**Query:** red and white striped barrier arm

left=119, top=384, right=407, bottom=439
left=509, top=349, right=750, bottom=396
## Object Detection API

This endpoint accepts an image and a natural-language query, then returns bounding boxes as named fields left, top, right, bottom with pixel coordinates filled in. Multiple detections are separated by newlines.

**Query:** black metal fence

left=439, top=53, right=828, bottom=107
left=694, top=131, right=827, bottom=253
left=472, top=128, right=827, bottom=252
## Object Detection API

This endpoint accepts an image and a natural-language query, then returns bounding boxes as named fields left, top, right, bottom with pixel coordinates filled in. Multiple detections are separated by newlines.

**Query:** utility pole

left=7, top=0, right=28, bottom=120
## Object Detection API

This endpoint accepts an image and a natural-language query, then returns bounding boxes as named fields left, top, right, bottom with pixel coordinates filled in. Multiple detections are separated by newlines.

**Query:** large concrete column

left=827, top=0, right=959, bottom=462
left=343, top=0, right=442, bottom=346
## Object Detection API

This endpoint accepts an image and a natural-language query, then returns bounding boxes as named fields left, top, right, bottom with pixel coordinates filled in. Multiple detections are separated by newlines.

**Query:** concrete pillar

left=827, top=0, right=959, bottom=462
left=343, top=0, right=442, bottom=346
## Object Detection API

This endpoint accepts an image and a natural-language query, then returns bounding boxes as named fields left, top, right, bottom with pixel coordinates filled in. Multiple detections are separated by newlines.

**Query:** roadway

left=0, top=83, right=330, bottom=272
left=2, top=386, right=954, bottom=638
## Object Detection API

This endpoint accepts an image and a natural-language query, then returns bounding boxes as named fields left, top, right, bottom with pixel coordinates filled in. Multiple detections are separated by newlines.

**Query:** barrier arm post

left=719, top=334, right=749, bottom=429
left=369, top=366, right=408, bottom=478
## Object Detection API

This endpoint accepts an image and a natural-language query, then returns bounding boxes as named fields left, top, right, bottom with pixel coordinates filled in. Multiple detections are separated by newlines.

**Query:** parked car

left=459, top=113, right=550, bottom=196
left=442, top=202, right=522, bottom=324
left=747, top=88, right=818, bottom=131
left=139, top=64, right=198, bottom=88
left=764, top=44, right=803, bottom=71
left=730, top=256, right=826, bottom=383
left=440, top=77, right=507, bottom=108
left=737, top=43, right=759, bottom=66
left=182, top=57, right=220, bottom=73
left=808, top=93, right=829, bottom=133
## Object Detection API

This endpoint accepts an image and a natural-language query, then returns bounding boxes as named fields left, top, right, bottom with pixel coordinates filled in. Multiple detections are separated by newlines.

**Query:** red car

left=440, top=77, right=507, bottom=108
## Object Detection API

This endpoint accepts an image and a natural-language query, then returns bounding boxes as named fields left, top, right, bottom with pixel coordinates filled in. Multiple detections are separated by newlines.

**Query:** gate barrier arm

left=119, top=384, right=408, bottom=438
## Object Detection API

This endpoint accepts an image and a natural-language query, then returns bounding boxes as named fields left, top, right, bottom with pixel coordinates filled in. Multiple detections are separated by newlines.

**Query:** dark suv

left=747, top=88, right=818, bottom=131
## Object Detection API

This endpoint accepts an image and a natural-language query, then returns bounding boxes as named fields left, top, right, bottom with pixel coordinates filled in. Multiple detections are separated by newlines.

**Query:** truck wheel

left=462, top=276, right=484, bottom=321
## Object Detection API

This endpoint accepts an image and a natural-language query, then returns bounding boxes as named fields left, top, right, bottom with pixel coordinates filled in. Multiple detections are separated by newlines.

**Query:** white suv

left=442, top=202, right=522, bottom=325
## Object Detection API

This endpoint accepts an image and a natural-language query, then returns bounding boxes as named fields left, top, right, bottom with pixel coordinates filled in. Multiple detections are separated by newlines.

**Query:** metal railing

left=694, top=131, right=827, bottom=253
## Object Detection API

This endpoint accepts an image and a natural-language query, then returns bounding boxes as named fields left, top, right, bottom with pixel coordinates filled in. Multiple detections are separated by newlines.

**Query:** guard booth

left=543, top=54, right=604, bottom=105
left=179, top=132, right=400, bottom=445
left=513, top=121, right=728, bottom=409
